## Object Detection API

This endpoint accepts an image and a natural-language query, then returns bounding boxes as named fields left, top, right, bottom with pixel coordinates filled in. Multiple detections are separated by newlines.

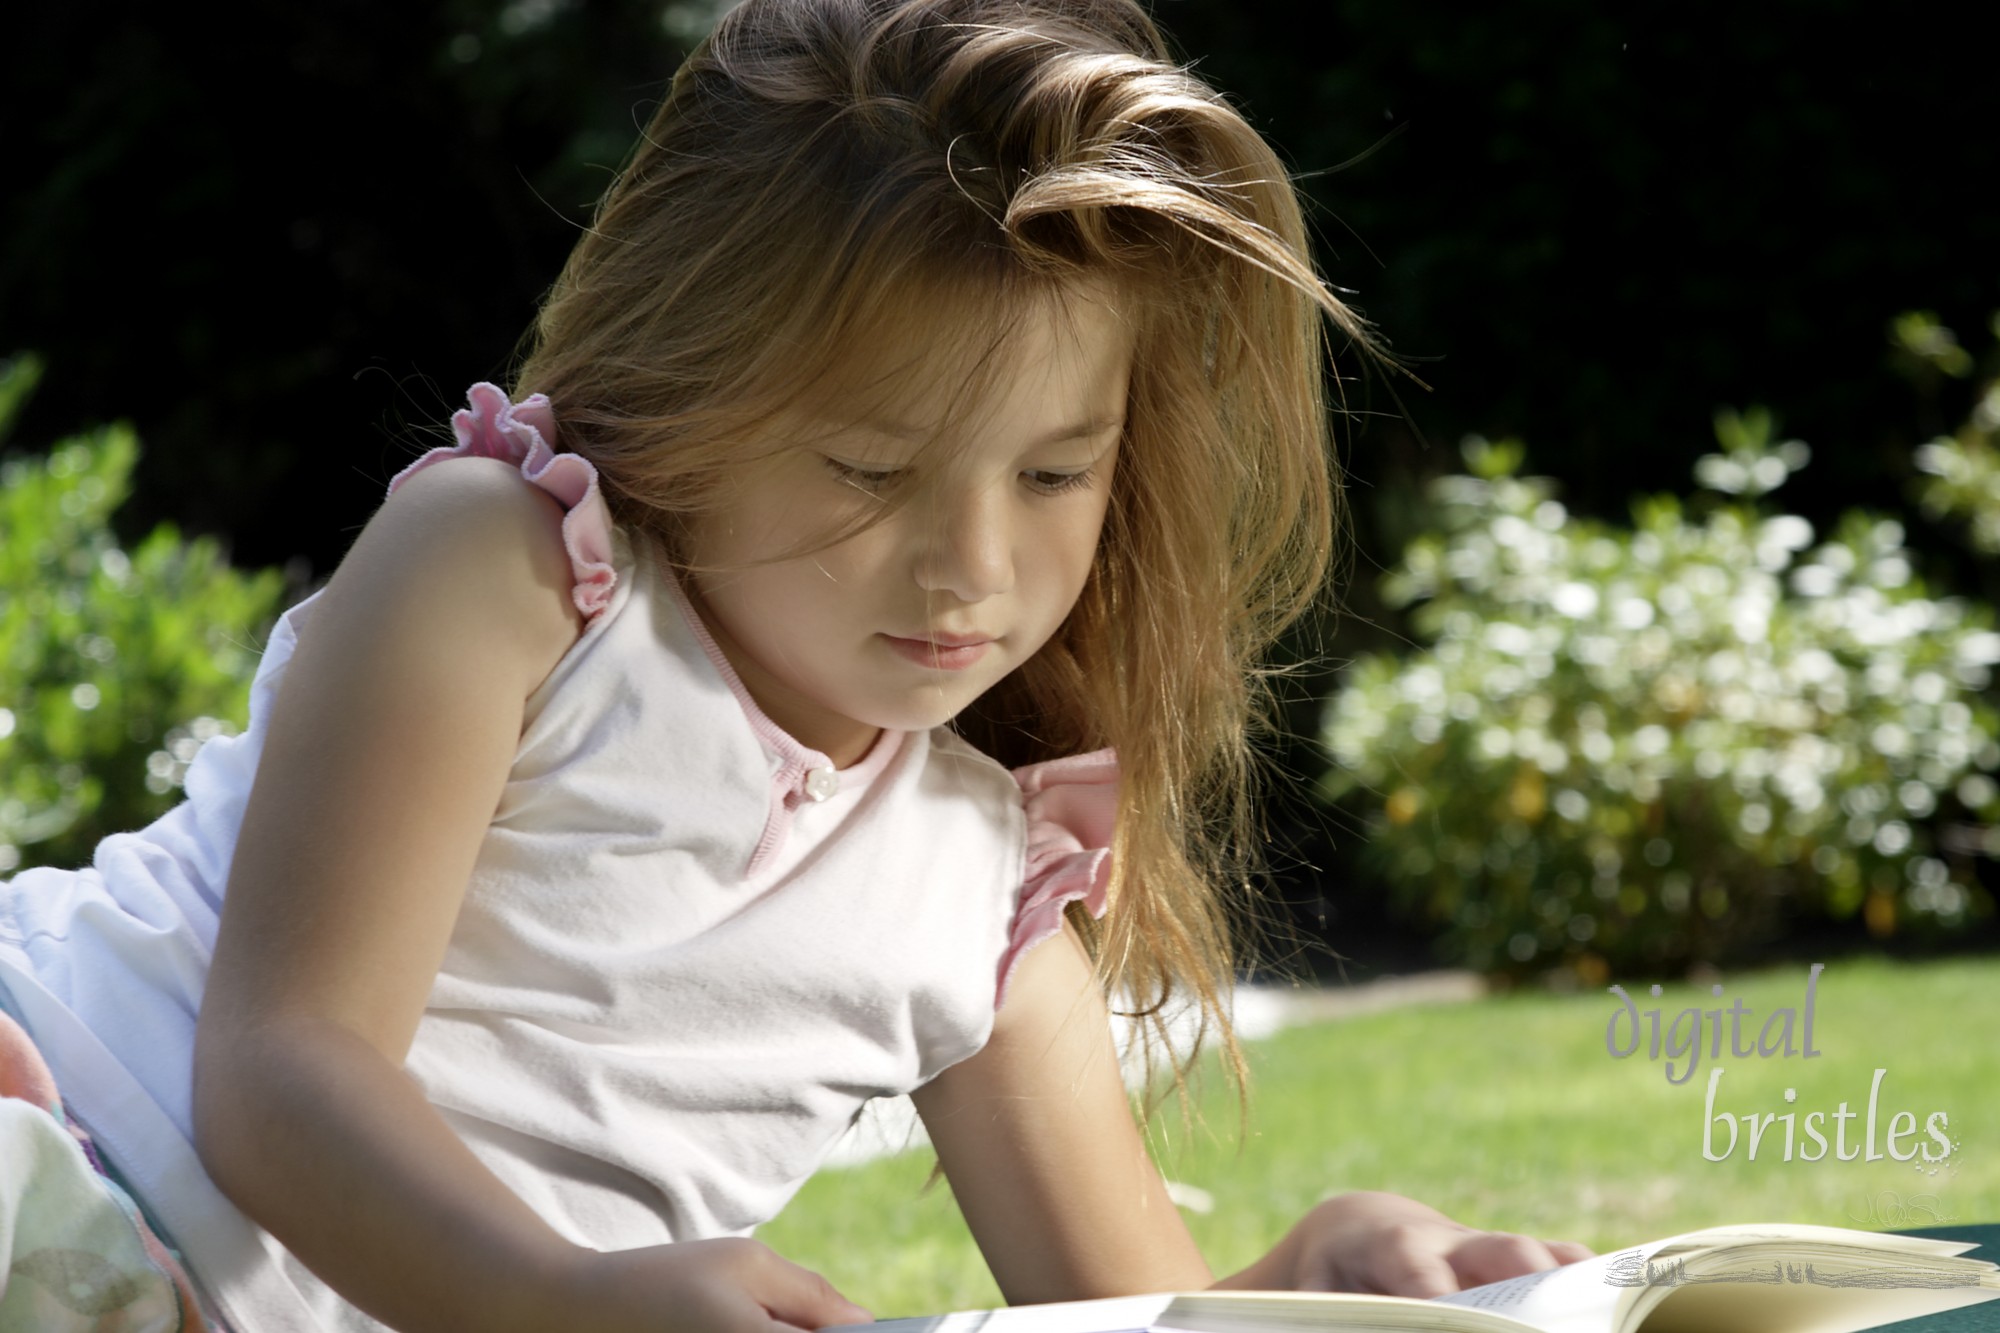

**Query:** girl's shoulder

left=328, top=385, right=617, bottom=694
left=384, top=384, right=618, bottom=623
left=330, top=382, right=608, bottom=705
left=334, top=452, right=587, bottom=700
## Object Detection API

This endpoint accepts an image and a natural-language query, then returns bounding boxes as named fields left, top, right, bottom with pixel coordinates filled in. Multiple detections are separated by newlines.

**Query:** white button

left=803, top=767, right=839, bottom=802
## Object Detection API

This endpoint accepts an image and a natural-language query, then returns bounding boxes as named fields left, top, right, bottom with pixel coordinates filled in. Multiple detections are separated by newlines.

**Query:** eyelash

left=822, top=459, right=1096, bottom=496
left=1022, top=467, right=1096, bottom=495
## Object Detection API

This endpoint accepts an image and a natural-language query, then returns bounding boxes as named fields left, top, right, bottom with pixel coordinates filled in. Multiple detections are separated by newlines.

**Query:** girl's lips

left=882, top=634, right=994, bottom=670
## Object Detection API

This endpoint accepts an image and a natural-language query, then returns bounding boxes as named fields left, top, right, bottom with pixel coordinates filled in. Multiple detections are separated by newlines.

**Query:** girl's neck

left=679, top=582, right=887, bottom=768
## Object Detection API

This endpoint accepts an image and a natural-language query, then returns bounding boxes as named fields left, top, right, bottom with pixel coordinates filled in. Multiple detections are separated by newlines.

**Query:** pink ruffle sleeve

left=385, top=382, right=618, bottom=621
left=995, top=748, right=1119, bottom=1010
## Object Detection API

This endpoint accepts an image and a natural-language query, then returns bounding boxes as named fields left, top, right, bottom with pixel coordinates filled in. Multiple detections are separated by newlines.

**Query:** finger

left=1547, top=1240, right=1596, bottom=1264
left=744, top=1248, right=874, bottom=1330
left=1446, top=1232, right=1565, bottom=1288
left=1360, top=1227, right=1464, bottom=1299
left=1377, top=1249, right=1461, bottom=1299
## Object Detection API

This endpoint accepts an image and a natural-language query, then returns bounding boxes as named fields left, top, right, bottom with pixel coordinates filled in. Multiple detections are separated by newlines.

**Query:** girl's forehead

left=797, top=280, right=1135, bottom=436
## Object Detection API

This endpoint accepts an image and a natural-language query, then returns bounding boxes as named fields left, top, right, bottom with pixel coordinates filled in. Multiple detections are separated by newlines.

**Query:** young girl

left=0, top=1, right=1591, bottom=1328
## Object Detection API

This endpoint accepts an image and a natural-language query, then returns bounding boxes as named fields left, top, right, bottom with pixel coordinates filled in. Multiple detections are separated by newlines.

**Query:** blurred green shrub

left=0, top=354, right=284, bottom=874
left=1323, top=408, right=2000, bottom=980
left=1908, top=311, right=2000, bottom=553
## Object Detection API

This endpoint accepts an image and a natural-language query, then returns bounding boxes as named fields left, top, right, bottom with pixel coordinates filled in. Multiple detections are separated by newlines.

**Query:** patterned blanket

left=0, top=1008, right=214, bottom=1331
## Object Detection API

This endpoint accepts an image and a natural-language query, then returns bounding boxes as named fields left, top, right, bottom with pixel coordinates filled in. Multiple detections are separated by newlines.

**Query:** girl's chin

left=864, top=683, right=993, bottom=734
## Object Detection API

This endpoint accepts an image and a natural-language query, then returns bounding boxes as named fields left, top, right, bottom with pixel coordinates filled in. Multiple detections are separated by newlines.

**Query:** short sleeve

left=994, top=748, right=1118, bottom=1010
left=386, top=382, right=618, bottom=621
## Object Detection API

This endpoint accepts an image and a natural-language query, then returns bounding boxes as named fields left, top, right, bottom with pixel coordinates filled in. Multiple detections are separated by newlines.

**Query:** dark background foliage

left=6, top=1, right=1997, bottom=971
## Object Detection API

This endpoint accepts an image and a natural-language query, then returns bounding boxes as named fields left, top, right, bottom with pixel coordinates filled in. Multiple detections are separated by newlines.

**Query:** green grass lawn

left=757, top=953, right=2000, bottom=1316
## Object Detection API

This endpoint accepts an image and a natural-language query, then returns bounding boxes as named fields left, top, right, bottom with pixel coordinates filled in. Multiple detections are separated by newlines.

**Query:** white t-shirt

left=0, top=384, right=1118, bottom=1332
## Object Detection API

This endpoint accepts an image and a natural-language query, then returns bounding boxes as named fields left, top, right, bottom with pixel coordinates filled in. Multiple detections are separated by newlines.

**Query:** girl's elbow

left=189, top=1008, right=309, bottom=1208
left=189, top=1017, right=262, bottom=1199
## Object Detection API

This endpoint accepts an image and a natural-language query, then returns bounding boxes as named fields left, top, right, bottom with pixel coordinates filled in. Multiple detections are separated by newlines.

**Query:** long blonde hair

left=515, top=0, right=1378, bottom=1109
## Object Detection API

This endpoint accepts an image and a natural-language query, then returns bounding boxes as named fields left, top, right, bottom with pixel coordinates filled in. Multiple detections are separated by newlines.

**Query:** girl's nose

left=915, top=482, right=1013, bottom=602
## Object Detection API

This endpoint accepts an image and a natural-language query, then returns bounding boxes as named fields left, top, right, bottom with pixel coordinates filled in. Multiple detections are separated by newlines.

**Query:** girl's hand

left=1216, top=1191, right=1593, bottom=1298
left=554, top=1239, right=874, bottom=1333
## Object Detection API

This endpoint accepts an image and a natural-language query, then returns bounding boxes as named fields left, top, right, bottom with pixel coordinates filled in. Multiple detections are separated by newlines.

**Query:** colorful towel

left=0, top=1008, right=215, bottom=1331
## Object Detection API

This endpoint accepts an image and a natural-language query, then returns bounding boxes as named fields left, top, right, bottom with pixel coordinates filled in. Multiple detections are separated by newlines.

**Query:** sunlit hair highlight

left=515, top=0, right=1380, bottom=1116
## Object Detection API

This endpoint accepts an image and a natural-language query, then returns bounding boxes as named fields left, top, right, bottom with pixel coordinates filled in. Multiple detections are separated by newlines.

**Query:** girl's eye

left=823, top=457, right=903, bottom=492
left=826, top=457, right=1094, bottom=496
left=1022, top=467, right=1095, bottom=495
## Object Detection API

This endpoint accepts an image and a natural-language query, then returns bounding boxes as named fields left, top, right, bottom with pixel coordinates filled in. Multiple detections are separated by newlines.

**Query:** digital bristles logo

left=1603, top=964, right=1962, bottom=1177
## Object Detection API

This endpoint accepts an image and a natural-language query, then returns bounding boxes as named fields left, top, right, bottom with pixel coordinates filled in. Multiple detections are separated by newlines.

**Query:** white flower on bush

left=1324, top=409, right=1999, bottom=975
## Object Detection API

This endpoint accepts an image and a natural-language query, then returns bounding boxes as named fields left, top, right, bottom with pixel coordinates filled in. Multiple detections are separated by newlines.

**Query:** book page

left=1640, top=1225, right=1980, bottom=1261
left=863, top=1295, right=1171, bottom=1333
left=1436, top=1225, right=1996, bottom=1333
left=862, top=1289, right=1546, bottom=1333
left=1433, top=1241, right=1656, bottom=1333
left=1633, top=1277, right=2000, bottom=1333
left=854, top=1228, right=1994, bottom=1333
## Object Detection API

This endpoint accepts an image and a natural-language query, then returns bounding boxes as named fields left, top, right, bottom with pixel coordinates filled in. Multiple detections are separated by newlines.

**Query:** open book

left=850, top=1224, right=2000, bottom=1333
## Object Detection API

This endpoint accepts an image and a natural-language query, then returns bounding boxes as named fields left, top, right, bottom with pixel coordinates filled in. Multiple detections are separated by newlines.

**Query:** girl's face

left=681, top=286, right=1130, bottom=767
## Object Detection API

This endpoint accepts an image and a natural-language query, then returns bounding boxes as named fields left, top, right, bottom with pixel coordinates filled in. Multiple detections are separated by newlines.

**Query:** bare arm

left=911, top=922, right=1212, bottom=1304
left=193, top=458, right=590, bottom=1331
left=192, top=459, right=868, bottom=1333
left=914, top=924, right=1592, bottom=1304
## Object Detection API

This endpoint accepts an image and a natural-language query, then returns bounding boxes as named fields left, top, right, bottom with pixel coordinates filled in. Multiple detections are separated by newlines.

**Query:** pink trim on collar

left=659, top=570, right=903, bottom=878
